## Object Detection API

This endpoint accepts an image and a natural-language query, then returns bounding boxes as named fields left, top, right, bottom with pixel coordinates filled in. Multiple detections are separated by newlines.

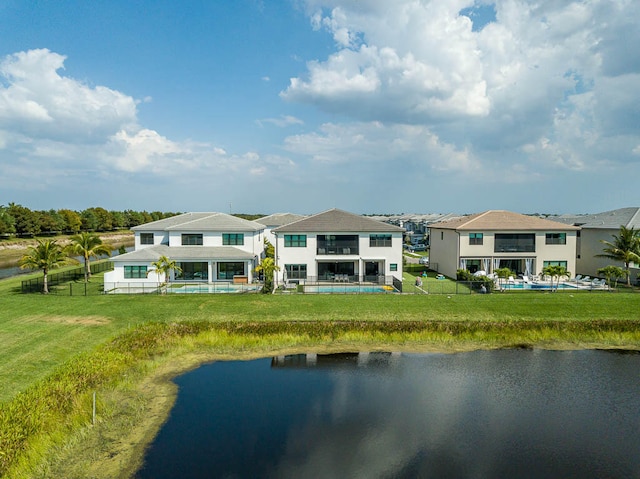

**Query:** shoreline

left=36, top=334, right=640, bottom=478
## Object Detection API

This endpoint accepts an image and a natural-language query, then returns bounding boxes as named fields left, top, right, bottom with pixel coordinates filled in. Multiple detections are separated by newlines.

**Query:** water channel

left=136, top=349, right=640, bottom=479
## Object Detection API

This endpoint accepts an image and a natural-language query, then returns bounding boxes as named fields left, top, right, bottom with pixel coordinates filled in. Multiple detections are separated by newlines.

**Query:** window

left=545, top=233, right=566, bottom=245
left=317, top=235, right=359, bottom=255
left=182, top=234, right=203, bottom=245
left=140, top=233, right=154, bottom=245
left=469, top=233, right=483, bottom=245
left=370, top=234, right=392, bottom=247
left=176, top=262, right=208, bottom=280
left=285, top=264, right=307, bottom=279
left=124, top=265, right=147, bottom=279
left=284, top=235, right=307, bottom=247
left=390, top=263, right=398, bottom=272
left=223, top=233, right=244, bottom=246
left=494, top=234, right=535, bottom=253
left=543, top=261, right=567, bottom=268
left=217, top=262, right=245, bottom=279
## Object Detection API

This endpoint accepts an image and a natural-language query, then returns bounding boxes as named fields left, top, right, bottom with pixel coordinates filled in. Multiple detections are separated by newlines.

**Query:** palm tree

left=19, top=239, right=68, bottom=293
left=596, top=226, right=640, bottom=287
left=67, top=232, right=113, bottom=282
left=254, top=257, right=280, bottom=294
left=597, top=265, right=626, bottom=290
left=148, top=255, right=182, bottom=294
left=542, top=265, right=570, bottom=292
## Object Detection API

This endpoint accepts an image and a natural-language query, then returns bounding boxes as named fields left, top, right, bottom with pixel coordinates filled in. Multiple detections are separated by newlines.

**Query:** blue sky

left=1, top=0, right=638, bottom=215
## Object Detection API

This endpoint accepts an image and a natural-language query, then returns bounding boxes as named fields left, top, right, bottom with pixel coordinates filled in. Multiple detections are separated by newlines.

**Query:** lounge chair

left=578, top=276, right=591, bottom=284
left=570, top=275, right=583, bottom=283
left=507, top=276, right=516, bottom=284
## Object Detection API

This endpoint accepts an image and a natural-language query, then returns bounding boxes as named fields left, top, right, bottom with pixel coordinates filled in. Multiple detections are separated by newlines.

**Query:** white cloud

left=0, top=49, right=138, bottom=143
left=257, top=115, right=304, bottom=127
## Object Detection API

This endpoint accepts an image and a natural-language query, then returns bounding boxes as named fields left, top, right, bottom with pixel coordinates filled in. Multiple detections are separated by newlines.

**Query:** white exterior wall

left=275, top=232, right=404, bottom=283
left=429, top=228, right=460, bottom=278
left=134, top=230, right=168, bottom=249
left=577, top=228, right=639, bottom=279
left=166, top=230, right=264, bottom=256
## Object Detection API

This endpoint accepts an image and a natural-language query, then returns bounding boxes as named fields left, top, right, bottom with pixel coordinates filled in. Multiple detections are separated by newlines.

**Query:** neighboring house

left=256, top=213, right=306, bottom=246
left=272, top=208, right=405, bottom=286
left=429, top=210, right=579, bottom=279
left=550, top=207, right=640, bottom=280
left=104, top=212, right=265, bottom=292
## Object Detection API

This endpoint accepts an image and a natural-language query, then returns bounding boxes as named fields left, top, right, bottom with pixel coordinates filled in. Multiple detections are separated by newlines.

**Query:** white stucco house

left=550, top=207, right=640, bottom=281
left=429, top=210, right=579, bottom=279
left=272, top=209, right=405, bottom=287
left=104, top=212, right=265, bottom=292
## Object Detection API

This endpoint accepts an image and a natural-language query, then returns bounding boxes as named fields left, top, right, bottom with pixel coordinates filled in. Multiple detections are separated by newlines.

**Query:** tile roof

left=132, top=212, right=265, bottom=232
left=255, top=213, right=306, bottom=227
left=273, top=208, right=405, bottom=233
left=429, top=210, right=579, bottom=231
left=548, top=207, right=640, bottom=229
left=112, top=245, right=256, bottom=262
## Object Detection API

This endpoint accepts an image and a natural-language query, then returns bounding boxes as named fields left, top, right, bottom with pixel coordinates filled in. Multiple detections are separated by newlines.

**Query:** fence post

left=70, top=283, right=72, bottom=296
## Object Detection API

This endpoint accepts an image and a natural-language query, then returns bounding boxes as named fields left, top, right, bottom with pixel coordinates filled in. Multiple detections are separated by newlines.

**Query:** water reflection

left=136, top=350, right=640, bottom=479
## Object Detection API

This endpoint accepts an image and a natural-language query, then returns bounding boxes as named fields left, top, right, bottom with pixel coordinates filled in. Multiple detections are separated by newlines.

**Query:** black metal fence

left=21, top=261, right=113, bottom=294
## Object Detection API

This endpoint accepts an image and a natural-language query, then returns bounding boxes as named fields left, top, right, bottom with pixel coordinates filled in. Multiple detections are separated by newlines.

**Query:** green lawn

left=2, top=269, right=640, bottom=403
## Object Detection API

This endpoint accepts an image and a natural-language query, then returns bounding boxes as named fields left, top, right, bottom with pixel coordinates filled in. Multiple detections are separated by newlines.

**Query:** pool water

left=304, top=285, right=395, bottom=293
left=170, top=284, right=260, bottom=293
left=500, top=282, right=578, bottom=290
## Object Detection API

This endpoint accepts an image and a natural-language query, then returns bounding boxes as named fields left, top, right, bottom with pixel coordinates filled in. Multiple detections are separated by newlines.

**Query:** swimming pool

left=170, top=284, right=261, bottom=294
left=304, top=285, right=396, bottom=294
left=500, top=282, right=578, bottom=290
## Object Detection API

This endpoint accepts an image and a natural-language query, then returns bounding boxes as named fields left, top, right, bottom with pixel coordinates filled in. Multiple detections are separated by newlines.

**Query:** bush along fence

left=20, top=261, right=113, bottom=294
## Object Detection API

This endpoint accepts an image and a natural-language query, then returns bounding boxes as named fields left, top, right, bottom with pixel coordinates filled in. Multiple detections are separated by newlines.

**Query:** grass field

left=1, top=268, right=639, bottom=477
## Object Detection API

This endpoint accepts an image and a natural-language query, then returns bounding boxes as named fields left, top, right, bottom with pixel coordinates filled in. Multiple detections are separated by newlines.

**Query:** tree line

left=0, top=203, right=181, bottom=237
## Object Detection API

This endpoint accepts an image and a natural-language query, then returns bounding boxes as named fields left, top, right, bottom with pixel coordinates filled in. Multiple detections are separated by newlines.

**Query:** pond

left=136, top=350, right=640, bottom=479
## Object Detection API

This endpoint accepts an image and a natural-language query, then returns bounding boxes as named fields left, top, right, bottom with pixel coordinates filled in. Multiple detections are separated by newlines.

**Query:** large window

left=176, top=262, right=208, bottom=280
left=545, top=233, right=566, bottom=245
left=370, top=234, right=392, bottom=247
left=223, top=233, right=244, bottom=246
left=469, top=233, right=483, bottom=245
left=124, top=265, right=147, bottom=279
left=284, top=235, right=307, bottom=247
left=285, top=264, right=307, bottom=279
left=140, top=233, right=154, bottom=245
left=494, top=234, right=535, bottom=253
left=317, top=235, right=359, bottom=255
left=217, top=262, right=245, bottom=280
left=182, top=234, right=203, bottom=245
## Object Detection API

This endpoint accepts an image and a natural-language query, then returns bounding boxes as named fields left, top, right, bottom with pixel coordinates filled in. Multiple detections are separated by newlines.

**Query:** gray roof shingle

left=273, top=208, right=404, bottom=233
left=132, top=212, right=265, bottom=232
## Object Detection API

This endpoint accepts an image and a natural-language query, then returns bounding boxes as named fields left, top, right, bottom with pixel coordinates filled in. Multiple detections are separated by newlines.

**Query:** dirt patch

left=21, top=315, right=111, bottom=326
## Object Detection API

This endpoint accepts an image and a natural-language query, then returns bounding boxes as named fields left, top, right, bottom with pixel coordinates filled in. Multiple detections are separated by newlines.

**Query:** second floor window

left=469, top=233, right=483, bottom=245
left=182, top=234, right=203, bottom=245
left=370, top=234, right=392, bottom=247
left=140, top=233, right=154, bottom=245
left=284, top=235, right=307, bottom=247
left=223, top=233, right=244, bottom=246
left=494, top=234, right=535, bottom=253
left=546, top=233, right=566, bottom=245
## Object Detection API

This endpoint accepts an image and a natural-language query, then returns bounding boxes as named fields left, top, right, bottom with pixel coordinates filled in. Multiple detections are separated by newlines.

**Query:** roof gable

left=273, top=208, right=404, bottom=233
left=430, top=210, right=578, bottom=231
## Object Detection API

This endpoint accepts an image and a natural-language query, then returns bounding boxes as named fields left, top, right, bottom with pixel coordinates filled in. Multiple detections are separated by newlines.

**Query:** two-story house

left=104, top=212, right=265, bottom=292
left=272, top=209, right=405, bottom=287
left=429, top=210, right=579, bottom=279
